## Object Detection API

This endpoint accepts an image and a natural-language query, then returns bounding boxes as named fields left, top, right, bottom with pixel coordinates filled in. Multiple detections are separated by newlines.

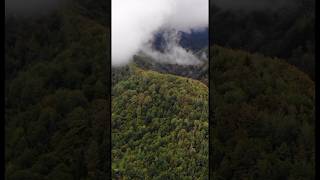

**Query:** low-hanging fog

left=112, top=0, right=208, bottom=66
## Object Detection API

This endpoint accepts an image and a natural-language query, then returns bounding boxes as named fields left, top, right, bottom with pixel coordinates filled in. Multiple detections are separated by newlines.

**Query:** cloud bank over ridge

left=112, top=0, right=208, bottom=66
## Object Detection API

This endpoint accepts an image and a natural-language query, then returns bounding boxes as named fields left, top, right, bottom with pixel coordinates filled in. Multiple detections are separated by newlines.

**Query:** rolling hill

left=5, top=1, right=110, bottom=179
left=210, top=46, right=315, bottom=179
left=112, top=65, right=209, bottom=179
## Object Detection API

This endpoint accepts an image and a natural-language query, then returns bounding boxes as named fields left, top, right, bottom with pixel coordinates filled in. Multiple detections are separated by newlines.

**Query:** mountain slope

left=112, top=66, right=209, bottom=179
left=5, top=1, right=110, bottom=179
left=131, top=50, right=208, bottom=85
left=210, top=46, right=315, bottom=179
left=211, top=0, right=315, bottom=78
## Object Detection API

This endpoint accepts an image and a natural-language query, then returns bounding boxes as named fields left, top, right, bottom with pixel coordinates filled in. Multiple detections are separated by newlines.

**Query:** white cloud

left=141, top=30, right=202, bottom=65
left=112, top=0, right=208, bottom=66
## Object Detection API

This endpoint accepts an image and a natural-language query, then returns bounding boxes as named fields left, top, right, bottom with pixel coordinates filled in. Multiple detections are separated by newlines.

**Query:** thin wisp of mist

left=142, top=30, right=202, bottom=65
left=112, top=0, right=208, bottom=66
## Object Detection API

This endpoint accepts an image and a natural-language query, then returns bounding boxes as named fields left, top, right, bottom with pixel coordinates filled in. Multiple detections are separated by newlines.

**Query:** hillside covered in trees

left=112, top=65, right=208, bottom=179
left=210, top=46, right=315, bottom=179
left=211, top=0, right=315, bottom=79
left=111, top=43, right=315, bottom=179
left=5, top=0, right=110, bottom=179
left=5, top=0, right=315, bottom=179
left=210, top=1, right=315, bottom=178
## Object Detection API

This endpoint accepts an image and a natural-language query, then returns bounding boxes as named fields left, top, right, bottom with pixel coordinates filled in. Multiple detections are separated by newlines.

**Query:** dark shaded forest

left=211, top=0, right=315, bottom=79
left=210, top=46, right=315, bottom=179
left=210, top=0, right=315, bottom=179
left=131, top=48, right=208, bottom=85
left=5, top=0, right=110, bottom=179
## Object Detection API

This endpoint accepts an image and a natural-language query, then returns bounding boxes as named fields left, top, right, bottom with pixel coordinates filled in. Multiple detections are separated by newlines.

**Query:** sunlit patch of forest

left=112, top=65, right=209, bottom=179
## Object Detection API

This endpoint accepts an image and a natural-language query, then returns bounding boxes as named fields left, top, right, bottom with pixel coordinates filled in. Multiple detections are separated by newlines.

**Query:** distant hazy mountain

left=153, top=28, right=208, bottom=52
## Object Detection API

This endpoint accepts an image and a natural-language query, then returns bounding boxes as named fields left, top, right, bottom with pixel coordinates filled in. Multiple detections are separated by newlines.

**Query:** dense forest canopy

left=210, top=46, right=315, bottom=179
left=112, top=65, right=208, bottom=179
left=5, top=0, right=110, bottom=179
left=210, top=3, right=315, bottom=178
left=111, top=42, right=315, bottom=179
left=5, top=0, right=315, bottom=179
left=211, top=0, right=315, bottom=79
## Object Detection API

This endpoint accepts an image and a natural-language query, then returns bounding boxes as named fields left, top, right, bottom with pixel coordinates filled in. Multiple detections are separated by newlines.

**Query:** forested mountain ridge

left=210, top=46, right=315, bottom=179
left=5, top=1, right=110, bottom=179
left=112, top=43, right=315, bottom=179
left=130, top=49, right=208, bottom=85
left=112, top=65, right=209, bottom=179
left=154, top=29, right=208, bottom=52
left=211, top=0, right=315, bottom=79
left=5, top=0, right=315, bottom=179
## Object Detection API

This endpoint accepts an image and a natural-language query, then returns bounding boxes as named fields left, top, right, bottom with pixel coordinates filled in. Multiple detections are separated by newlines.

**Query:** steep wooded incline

left=112, top=66, right=209, bottom=179
left=210, top=46, right=315, bottom=179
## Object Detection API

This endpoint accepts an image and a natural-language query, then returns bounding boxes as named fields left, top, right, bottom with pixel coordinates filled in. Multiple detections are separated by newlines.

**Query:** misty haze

left=112, top=0, right=208, bottom=66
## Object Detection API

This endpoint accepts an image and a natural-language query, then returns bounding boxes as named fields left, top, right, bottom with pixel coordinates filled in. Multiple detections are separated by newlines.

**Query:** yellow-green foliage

left=112, top=67, right=208, bottom=179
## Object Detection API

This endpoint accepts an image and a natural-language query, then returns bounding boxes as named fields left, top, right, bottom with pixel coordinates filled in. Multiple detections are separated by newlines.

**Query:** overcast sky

left=112, top=0, right=208, bottom=66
